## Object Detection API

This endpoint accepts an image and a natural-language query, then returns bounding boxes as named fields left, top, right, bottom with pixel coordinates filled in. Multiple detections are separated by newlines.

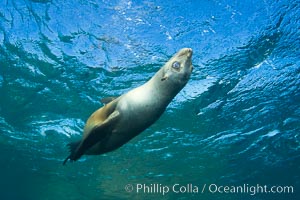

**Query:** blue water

left=0, top=0, right=299, bottom=199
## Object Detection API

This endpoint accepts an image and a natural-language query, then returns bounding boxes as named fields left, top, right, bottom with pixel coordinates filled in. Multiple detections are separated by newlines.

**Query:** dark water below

left=0, top=0, right=299, bottom=199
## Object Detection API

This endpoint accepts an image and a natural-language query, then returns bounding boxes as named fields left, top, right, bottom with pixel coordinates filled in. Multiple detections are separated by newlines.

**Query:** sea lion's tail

left=63, top=140, right=81, bottom=165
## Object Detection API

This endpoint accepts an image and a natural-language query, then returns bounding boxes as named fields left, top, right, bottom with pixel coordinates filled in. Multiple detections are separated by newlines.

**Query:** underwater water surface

left=0, top=0, right=299, bottom=199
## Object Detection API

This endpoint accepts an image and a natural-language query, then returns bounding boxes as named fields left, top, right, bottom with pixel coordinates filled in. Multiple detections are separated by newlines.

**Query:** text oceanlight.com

left=124, top=183, right=294, bottom=196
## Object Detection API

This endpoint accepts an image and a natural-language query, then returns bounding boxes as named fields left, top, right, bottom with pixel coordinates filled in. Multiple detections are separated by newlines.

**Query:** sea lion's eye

left=172, top=61, right=180, bottom=69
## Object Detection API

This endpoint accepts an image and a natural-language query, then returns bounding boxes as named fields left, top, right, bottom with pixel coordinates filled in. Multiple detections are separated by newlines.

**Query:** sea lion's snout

left=182, top=48, right=193, bottom=72
left=186, top=48, right=193, bottom=55
left=178, top=48, right=193, bottom=57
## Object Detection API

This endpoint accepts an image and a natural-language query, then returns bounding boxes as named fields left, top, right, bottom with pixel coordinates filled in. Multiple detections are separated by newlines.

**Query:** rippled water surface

left=0, top=0, right=299, bottom=199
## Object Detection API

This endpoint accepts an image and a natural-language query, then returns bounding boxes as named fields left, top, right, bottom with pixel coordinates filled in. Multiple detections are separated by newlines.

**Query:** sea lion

left=63, top=48, right=193, bottom=165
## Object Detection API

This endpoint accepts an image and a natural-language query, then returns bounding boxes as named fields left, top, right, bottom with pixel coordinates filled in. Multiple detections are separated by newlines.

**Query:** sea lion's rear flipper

left=63, top=140, right=81, bottom=165
left=63, top=110, right=120, bottom=165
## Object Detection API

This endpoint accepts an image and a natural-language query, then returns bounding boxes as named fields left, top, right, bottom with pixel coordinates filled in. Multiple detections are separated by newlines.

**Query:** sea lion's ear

left=161, top=74, right=168, bottom=81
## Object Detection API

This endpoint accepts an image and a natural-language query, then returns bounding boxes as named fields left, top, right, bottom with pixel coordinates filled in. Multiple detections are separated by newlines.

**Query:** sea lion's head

left=161, top=48, right=193, bottom=87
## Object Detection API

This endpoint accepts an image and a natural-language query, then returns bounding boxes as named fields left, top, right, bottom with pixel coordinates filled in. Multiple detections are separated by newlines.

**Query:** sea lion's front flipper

left=63, top=110, right=120, bottom=165
left=100, top=97, right=119, bottom=104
